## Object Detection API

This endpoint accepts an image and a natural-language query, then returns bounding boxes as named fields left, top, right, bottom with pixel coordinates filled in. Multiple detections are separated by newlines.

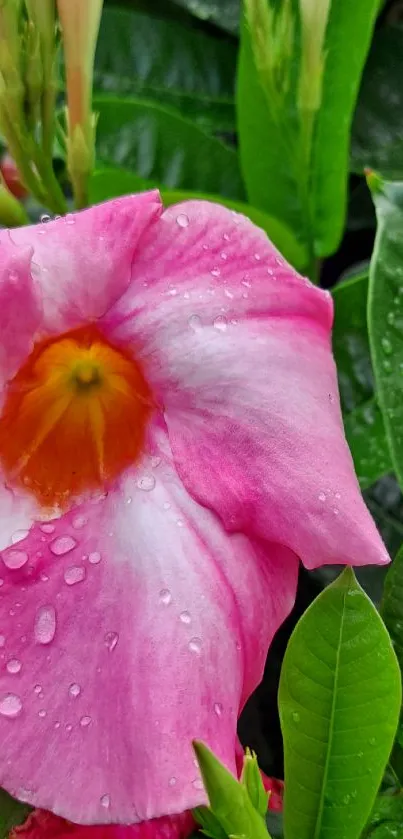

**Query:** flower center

left=0, top=325, right=152, bottom=507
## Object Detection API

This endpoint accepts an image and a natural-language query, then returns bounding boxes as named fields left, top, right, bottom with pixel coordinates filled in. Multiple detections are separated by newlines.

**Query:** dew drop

left=159, top=589, right=172, bottom=606
left=180, top=610, right=191, bottom=624
left=6, top=658, right=21, bottom=674
left=0, top=635, right=5, bottom=648
left=213, top=315, right=227, bottom=332
left=38, top=709, right=47, bottom=718
left=40, top=523, right=55, bottom=534
left=69, top=683, right=81, bottom=698
left=65, top=723, right=73, bottom=732
left=64, top=566, right=86, bottom=586
left=189, top=637, right=202, bottom=654
left=387, top=312, right=396, bottom=325
left=150, top=456, right=161, bottom=468
left=2, top=550, right=28, bottom=570
left=34, top=605, right=56, bottom=644
left=72, top=516, right=87, bottom=530
left=136, top=475, right=156, bottom=492
left=192, top=778, right=204, bottom=790
left=104, top=631, right=119, bottom=652
left=0, top=692, right=22, bottom=717
left=318, top=492, right=326, bottom=502
left=220, top=252, right=227, bottom=260
left=254, top=253, right=261, bottom=261
left=80, top=715, right=92, bottom=727
left=100, top=794, right=111, bottom=809
left=176, top=213, right=189, bottom=228
left=211, top=267, right=220, bottom=277
left=50, top=536, right=77, bottom=556
left=214, top=702, right=223, bottom=717
left=88, top=551, right=101, bottom=565
left=0, top=579, right=4, bottom=587
left=292, top=711, right=300, bottom=723
left=168, top=777, right=177, bottom=787
left=381, top=336, right=392, bottom=355
left=40, top=214, right=51, bottom=223
left=33, top=684, right=42, bottom=694
left=188, top=314, right=202, bottom=332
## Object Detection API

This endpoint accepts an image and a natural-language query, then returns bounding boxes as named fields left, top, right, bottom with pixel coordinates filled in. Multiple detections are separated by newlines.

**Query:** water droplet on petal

left=169, top=777, right=177, bottom=787
left=189, top=637, right=202, bottom=654
left=104, top=631, right=119, bottom=652
left=80, top=715, right=92, bottom=727
left=176, top=213, right=189, bottom=228
left=69, top=683, right=81, bottom=698
left=220, top=252, right=227, bottom=260
left=188, top=314, right=202, bottom=331
left=50, top=536, right=77, bottom=556
left=40, top=524, right=55, bottom=534
left=0, top=693, right=22, bottom=717
left=72, top=516, right=87, bottom=530
left=100, top=794, right=111, bottom=809
left=211, top=267, right=220, bottom=277
left=150, top=456, right=161, bottom=468
left=3, top=550, right=28, bottom=570
left=64, top=566, right=86, bottom=586
left=180, top=611, right=191, bottom=624
left=0, top=579, right=4, bottom=587
left=254, top=253, right=261, bottom=261
left=214, top=702, right=223, bottom=717
left=38, top=709, right=46, bottom=718
left=34, top=605, right=56, bottom=644
left=34, top=684, right=42, bottom=694
left=0, top=635, right=5, bottom=648
left=40, top=214, right=51, bottom=223
left=88, top=551, right=101, bottom=565
left=159, top=589, right=172, bottom=606
left=6, top=658, right=21, bottom=674
left=136, top=475, right=155, bottom=492
left=192, top=778, right=204, bottom=790
left=213, top=315, right=227, bottom=332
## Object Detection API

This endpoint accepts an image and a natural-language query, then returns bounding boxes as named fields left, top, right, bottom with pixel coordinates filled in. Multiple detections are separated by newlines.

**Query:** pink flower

left=11, top=809, right=195, bottom=839
left=0, top=194, right=387, bottom=826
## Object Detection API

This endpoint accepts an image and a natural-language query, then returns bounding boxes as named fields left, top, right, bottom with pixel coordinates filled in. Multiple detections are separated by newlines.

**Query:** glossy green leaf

left=89, top=167, right=306, bottom=269
left=237, top=0, right=379, bottom=262
left=170, top=0, right=240, bottom=34
left=0, top=789, right=30, bottom=839
left=332, top=273, right=392, bottom=488
left=94, top=96, right=244, bottom=200
left=94, top=8, right=236, bottom=132
left=351, top=27, right=403, bottom=178
left=368, top=178, right=403, bottom=491
left=381, top=543, right=403, bottom=785
left=279, top=567, right=401, bottom=839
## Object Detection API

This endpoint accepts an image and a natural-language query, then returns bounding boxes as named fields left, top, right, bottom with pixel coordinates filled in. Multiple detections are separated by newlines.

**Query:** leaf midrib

left=312, top=589, right=347, bottom=839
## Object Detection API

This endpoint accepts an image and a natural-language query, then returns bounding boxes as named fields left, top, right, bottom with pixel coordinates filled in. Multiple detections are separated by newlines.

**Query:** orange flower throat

left=0, top=326, right=152, bottom=507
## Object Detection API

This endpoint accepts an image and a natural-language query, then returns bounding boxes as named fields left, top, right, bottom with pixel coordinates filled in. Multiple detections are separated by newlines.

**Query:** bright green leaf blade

left=311, top=0, right=380, bottom=256
left=236, top=14, right=307, bottom=260
left=331, top=273, right=392, bottom=488
left=368, top=178, right=403, bottom=490
left=89, top=167, right=306, bottom=269
left=279, top=567, right=401, bottom=839
left=94, top=95, right=244, bottom=200
left=381, top=544, right=403, bottom=785
left=351, top=27, right=403, bottom=178
left=0, top=789, right=30, bottom=839
left=94, top=8, right=236, bottom=132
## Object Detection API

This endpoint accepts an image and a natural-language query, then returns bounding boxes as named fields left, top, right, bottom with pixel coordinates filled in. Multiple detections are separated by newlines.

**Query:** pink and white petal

left=9, top=192, right=162, bottom=335
left=0, top=234, right=42, bottom=387
left=0, top=423, right=298, bottom=825
left=103, top=200, right=387, bottom=570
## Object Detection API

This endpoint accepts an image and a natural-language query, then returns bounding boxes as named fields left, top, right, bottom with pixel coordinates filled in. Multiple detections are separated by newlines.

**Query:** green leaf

left=94, top=8, right=236, bottom=132
left=89, top=166, right=307, bottom=270
left=279, top=567, right=401, bottom=839
left=351, top=27, right=403, bottom=178
left=237, top=0, right=379, bottom=262
left=381, top=544, right=403, bottom=785
left=368, top=178, right=403, bottom=491
left=193, top=741, right=270, bottom=839
left=332, top=273, right=392, bottom=488
left=363, top=793, right=403, bottom=838
left=169, top=0, right=240, bottom=34
left=94, top=95, right=244, bottom=200
left=0, top=789, right=31, bottom=839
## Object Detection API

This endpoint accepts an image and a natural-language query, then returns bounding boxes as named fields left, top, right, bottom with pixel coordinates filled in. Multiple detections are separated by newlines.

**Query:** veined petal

left=0, top=423, right=298, bottom=824
left=12, top=808, right=195, bottom=838
left=9, top=192, right=162, bottom=335
left=104, top=200, right=387, bottom=570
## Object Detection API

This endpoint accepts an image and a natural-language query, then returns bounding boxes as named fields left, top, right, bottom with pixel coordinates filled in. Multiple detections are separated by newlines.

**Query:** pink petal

left=12, top=808, right=195, bottom=839
left=0, top=423, right=298, bottom=824
left=0, top=235, right=41, bottom=385
left=104, top=200, right=387, bottom=570
left=9, top=193, right=162, bottom=335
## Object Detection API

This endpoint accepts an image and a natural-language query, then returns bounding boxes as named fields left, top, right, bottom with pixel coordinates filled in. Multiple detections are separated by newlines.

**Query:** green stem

left=30, top=139, right=67, bottom=214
